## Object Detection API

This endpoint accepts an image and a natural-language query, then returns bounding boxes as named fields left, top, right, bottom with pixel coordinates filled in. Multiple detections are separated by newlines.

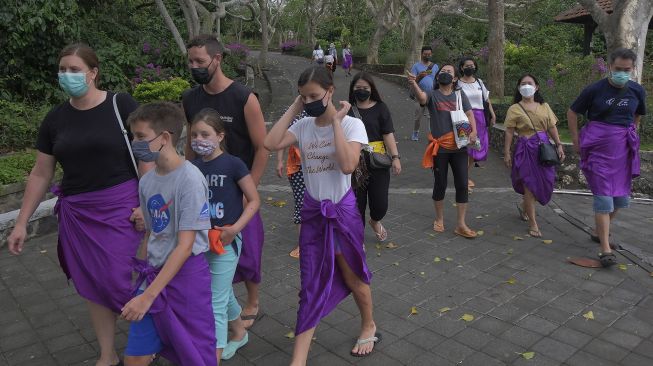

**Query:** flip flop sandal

left=528, top=229, right=542, bottom=238
left=433, top=221, right=445, bottom=233
left=289, top=247, right=300, bottom=259
left=350, top=332, right=382, bottom=357
left=598, top=252, right=617, bottom=268
left=241, top=313, right=263, bottom=328
left=516, top=203, right=529, bottom=222
left=454, top=228, right=477, bottom=239
left=369, top=220, right=388, bottom=242
left=468, top=179, right=476, bottom=188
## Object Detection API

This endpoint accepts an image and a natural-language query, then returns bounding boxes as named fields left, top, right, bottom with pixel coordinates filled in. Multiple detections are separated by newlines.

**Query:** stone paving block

left=488, top=303, right=529, bottom=323
left=582, top=338, right=629, bottom=363
left=548, top=326, right=593, bottom=349
left=612, top=314, right=653, bottom=338
left=404, top=328, right=445, bottom=352
left=0, top=330, right=38, bottom=352
left=564, top=350, right=619, bottom=366
left=433, top=338, right=475, bottom=364
left=499, top=326, right=543, bottom=349
left=460, top=351, right=506, bottom=366
left=517, top=315, right=559, bottom=336
left=44, top=332, right=86, bottom=354
left=424, top=315, right=467, bottom=338
left=598, top=327, right=643, bottom=350
left=238, top=334, right=277, bottom=362
left=0, top=320, right=31, bottom=338
left=410, top=352, right=457, bottom=366
left=380, top=339, right=424, bottom=364
left=469, top=316, right=513, bottom=336
left=530, top=337, right=577, bottom=362
left=51, top=344, right=97, bottom=365
left=534, top=305, right=573, bottom=325
left=300, top=350, right=350, bottom=366
left=452, top=326, right=494, bottom=350
left=462, top=296, right=499, bottom=314
left=481, top=338, right=525, bottom=364
left=512, top=354, right=562, bottom=366
left=253, top=351, right=291, bottom=366
left=593, top=295, right=634, bottom=315
left=34, top=320, right=77, bottom=340
left=620, top=351, right=653, bottom=366
left=0, top=310, right=22, bottom=326
left=632, top=339, right=653, bottom=358
left=3, top=343, right=48, bottom=365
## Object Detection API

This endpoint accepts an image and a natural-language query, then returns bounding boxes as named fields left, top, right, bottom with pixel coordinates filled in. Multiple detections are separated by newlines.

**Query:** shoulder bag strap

left=456, top=90, right=463, bottom=111
left=517, top=102, right=538, bottom=136
left=351, top=105, right=362, bottom=120
left=476, top=79, right=487, bottom=103
left=113, top=93, right=139, bottom=177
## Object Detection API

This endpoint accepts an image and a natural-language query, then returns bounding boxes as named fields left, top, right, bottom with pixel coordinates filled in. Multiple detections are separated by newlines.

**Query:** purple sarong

left=295, top=189, right=372, bottom=335
left=53, top=179, right=142, bottom=312
left=132, top=254, right=216, bottom=366
left=233, top=211, right=263, bottom=284
left=468, top=109, right=489, bottom=161
left=511, top=131, right=556, bottom=205
left=580, top=121, right=640, bottom=197
left=342, top=54, right=353, bottom=69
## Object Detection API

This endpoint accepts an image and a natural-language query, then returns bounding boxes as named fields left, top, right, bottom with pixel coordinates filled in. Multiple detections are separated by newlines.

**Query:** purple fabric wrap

left=295, top=189, right=372, bottom=335
left=53, top=179, right=142, bottom=312
left=580, top=121, right=640, bottom=197
left=468, top=109, right=489, bottom=161
left=132, top=254, right=216, bottom=366
left=342, top=54, right=353, bottom=69
left=233, top=211, right=264, bottom=284
left=511, top=131, right=556, bottom=205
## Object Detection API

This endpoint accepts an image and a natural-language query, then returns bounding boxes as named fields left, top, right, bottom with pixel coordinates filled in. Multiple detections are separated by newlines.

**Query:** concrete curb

left=0, top=197, right=58, bottom=248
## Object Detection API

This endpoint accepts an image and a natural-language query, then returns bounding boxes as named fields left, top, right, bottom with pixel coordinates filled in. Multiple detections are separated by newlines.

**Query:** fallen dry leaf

left=475, top=215, right=483, bottom=219
left=392, top=262, right=399, bottom=266
left=271, top=200, right=287, bottom=207
left=434, top=257, right=441, bottom=263
left=438, top=307, right=451, bottom=313
left=419, top=271, right=425, bottom=276
left=618, top=264, right=628, bottom=271
left=285, top=332, right=295, bottom=339
left=542, top=239, right=553, bottom=244
left=521, top=352, right=535, bottom=360
left=266, top=197, right=273, bottom=201
left=506, top=278, right=517, bottom=285
left=386, top=242, right=398, bottom=249
left=376, top=252, right=381, bottom=257
left=460, top=314, right=474, bottom=322
left=583, top=311, right=595, bottom=320
left=375, top=243, right=382, bottom=250
left=506, top=248, right=514, bottom=255
left=411, top=190, right=417, bottom=194
left=409, top=306, right=419, bottom=316
left=445, top=257, right=453, bottom=262
left=513, top=236, right=524, bottom=241
left=452, top=203, right=458, bottom=207
left=477, top=230, right=484, bottom=236
left=39, top=250, right=47, bottom=254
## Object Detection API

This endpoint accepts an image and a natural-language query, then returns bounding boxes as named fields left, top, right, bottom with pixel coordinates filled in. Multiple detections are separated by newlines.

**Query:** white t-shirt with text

left=288, top=115, right=368, bottom=203
left=459, top=79, right=490, bottom=110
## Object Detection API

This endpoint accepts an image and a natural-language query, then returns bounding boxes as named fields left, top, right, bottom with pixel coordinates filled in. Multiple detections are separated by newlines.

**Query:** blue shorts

left=593, top=195, right=630, bottom=214
left=124, top=290, right=163, bottom=356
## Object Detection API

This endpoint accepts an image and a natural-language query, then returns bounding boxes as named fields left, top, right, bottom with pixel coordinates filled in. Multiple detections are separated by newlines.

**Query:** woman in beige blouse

left=504, top=74, right=565, bottom=237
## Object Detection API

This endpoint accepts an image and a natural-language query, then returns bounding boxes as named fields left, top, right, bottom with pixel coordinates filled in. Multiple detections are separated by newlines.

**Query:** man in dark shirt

left=182, top=34, right=268, bottom=328
left=567, top=48, right=646, bottom=267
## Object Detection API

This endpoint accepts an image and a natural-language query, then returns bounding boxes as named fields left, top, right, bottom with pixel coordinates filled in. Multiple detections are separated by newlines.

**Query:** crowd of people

left=5, top=32, right=645, bottom=366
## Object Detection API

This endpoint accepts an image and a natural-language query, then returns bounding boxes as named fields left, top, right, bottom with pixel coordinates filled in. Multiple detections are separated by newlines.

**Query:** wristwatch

left=391, top=154, right=401, bottom=160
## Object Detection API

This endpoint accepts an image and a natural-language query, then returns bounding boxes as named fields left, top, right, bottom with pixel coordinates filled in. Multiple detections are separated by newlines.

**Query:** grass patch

left=0, top=150, right=37, bottom=185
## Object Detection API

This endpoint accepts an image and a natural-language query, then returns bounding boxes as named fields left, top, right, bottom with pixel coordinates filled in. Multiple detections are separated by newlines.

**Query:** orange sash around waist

left=208, top=225, right=232, bottom=255
left=422, top=132, right=457, bottom=168
left=286, top=145, right=302, bottom=175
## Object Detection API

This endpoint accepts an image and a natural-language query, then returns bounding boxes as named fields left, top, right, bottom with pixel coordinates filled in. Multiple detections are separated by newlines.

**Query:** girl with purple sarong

left=7, top=44, right=146, bottom=366
left=342, top=44, right=353, bottom=77
left=264, top=66, right=379, bottom=365
left=503, top=74, right=564, bottom=238
left=457, top=57, right=496, bottom=189
left=567, top=48, right=646, bottom=267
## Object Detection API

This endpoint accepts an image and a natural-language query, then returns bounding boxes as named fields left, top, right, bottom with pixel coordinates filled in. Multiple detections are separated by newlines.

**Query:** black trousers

left=355, top=159, right=390, bottom=222
left=432, top=151, right=468, bottom=203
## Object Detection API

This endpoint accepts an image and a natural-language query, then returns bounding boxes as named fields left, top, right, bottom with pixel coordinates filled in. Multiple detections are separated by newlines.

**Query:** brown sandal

left=433, top=221, right=445, bottom=233
left=454, top=228, right=477, bottom=239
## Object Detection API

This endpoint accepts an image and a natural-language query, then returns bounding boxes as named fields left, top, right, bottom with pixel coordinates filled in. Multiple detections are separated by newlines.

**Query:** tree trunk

left=405, top=18, right=426, bottom=71
left=487, top=0, right=505, bottom=98
left=155, top=0, right=188, bottom=55
left=258, top=0, right=269, bottom=69
left=577, top=0, right=653, bottom=83
left=367, top=26, right=389, bottom=64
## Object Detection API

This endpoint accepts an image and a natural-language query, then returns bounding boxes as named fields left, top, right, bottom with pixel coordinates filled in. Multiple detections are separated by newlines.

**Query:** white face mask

left=519, top=84, right=536, bottom=98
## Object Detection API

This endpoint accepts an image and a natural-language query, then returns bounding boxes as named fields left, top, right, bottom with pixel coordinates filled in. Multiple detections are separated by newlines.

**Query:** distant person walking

left=410, top=46, right=438, bottom=141
left=504, top=74, right=564, bottom=238
left=342, top=43, right=353, bottom=76
left=312, top=44, right=325, bottom=64
left=457, top=56, right=496, bottom=189
left=328, top=42, right=338, bottom=73
left=567, top=48, right=646, bottom=267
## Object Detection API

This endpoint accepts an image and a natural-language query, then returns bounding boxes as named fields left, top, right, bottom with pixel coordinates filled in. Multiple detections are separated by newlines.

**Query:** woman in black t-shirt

left=7, top=44, right=143, bottom=366
left=347, top=72, right=401, bottom=242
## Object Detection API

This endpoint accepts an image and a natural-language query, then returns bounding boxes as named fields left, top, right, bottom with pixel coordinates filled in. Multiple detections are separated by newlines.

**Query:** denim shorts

left=593, top=195, right=630, bottom=213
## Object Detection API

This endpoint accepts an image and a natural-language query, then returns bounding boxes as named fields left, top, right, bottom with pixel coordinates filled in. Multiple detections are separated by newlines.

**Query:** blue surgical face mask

left=58, top=72, right=89, bottom=97
left=132, top=133, right=164, bottom=162
left=610, top=70, right=630, bottom=87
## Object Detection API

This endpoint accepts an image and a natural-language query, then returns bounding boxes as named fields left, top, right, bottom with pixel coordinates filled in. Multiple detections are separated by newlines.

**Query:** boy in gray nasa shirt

left=121, top=102, right=216, bottom=365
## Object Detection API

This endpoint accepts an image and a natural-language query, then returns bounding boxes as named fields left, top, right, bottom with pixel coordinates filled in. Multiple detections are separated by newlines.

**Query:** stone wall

left=489, top=124, right=653, bottom=197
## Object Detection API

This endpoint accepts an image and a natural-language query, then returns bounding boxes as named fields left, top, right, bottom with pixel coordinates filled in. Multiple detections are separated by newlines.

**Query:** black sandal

left=598, top=252, right=617, bottom=268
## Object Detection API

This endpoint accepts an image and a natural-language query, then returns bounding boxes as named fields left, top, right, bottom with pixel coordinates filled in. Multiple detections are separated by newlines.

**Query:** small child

left=122, top=102, right=216, bottom=366
left=189, top=108, right=261, bottom=361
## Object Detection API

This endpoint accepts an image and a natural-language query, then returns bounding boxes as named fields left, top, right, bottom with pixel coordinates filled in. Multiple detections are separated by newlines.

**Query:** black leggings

left=432, top=151, right=468, bottom=203
left=355, top=161, right=390, bottom=222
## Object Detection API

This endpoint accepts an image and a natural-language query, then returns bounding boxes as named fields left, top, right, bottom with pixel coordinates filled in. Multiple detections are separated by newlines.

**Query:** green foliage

left=0, top=0, right=80, bottom=102
left=0, top=150, right=37, bottom=185
left=133, top=78, right=191, bottom=104
left=0, top=100, right=50, bottom=153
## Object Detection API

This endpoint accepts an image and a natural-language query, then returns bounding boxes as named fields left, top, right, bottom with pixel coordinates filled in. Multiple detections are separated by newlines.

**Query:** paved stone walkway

left=2, top=52, right=653, bottom=365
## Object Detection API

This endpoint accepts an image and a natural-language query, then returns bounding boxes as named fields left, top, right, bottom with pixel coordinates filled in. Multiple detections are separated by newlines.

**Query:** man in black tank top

left=183, top=35, right=268, bottom=335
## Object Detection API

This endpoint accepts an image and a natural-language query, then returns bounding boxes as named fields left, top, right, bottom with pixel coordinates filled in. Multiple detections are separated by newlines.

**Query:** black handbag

left=351, top=106, right=392, bottom=170
left=517, top=103, right=560, bottom=167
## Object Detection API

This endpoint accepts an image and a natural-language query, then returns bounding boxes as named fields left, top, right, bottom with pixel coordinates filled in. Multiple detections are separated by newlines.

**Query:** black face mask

left=191, top=58, right=216, bottom=85
left=304, top=92, right=328, bottom=117
left=353, top=89, right=371, bottom=102
left=463, top=67, right=476, bottom=76
left=422, top=56, right=431, bottom=62
left=438, top=72, right=453, bottom=85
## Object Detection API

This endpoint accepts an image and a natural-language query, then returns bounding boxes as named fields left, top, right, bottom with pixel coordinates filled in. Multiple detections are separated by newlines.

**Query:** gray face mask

left=131, top=133, right=164, bottom=162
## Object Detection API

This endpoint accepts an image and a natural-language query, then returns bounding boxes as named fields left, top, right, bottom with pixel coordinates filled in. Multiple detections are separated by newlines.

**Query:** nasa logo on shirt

left=147, top=194, right=172, bottom=233
left=199, top=202, right=210, bottom=221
